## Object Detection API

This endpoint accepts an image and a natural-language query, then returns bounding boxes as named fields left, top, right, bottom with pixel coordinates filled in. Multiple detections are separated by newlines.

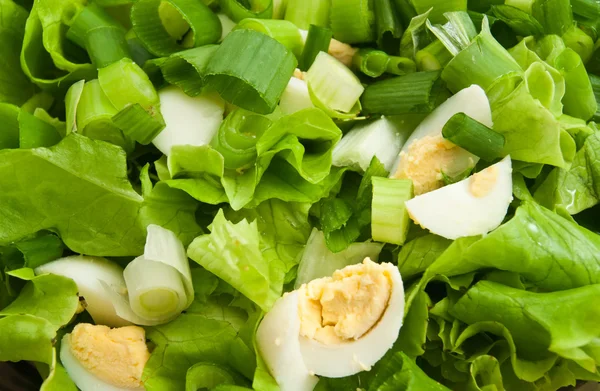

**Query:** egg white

left=405, top=156, right=513, bottom=240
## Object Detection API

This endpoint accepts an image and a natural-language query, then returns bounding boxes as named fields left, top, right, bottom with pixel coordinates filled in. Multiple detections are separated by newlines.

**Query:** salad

left=1, top=0, right=600, bottom=390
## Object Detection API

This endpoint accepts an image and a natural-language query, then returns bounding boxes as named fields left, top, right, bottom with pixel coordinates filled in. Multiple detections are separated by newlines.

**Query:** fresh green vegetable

left=371, top=177, right=413, bottom=245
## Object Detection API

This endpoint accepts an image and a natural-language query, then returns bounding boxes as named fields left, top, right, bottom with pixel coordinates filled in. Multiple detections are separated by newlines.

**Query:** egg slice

left=405, top=156, right=513, bottom=240
left=391, top=85, right=493, bottom=195
left=152, top=86, right=225, bottom=156
left=256, top=258, right=405, bottom=390
left=35, top=256, right=130, bottom=327
left=60, top=324, right=149, bottom=391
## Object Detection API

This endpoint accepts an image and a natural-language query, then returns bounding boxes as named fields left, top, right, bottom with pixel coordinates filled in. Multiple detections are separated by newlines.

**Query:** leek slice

left=235, top=18, right=303, bottom=58
left=220, top=0, right=273, bottom=22
left=284, top=0, right=330, bottom=29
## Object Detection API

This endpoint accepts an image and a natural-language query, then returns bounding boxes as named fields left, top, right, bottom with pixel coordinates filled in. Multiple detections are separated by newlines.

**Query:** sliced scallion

left=410, top=0, right=467, bottom=24
left=442, top=113, right=505, bottom=161
left=374, top=0, right=403, bottom=53
left=306, top=51, right=364, bottom=117
left=156, top=45, right=219, bottom=96
left=562, top=26, right=595, bottom=63
left=415, top=40, right=452, bottom=71
left=97, top=58, right=159, bottom=111
left=532, top=0, right=574, bottom=36
left=220, top=0, right=273, bottom=22
left=85, top=26, right=131, bottom=68
left=553, top=48, right=597, bottom=120
left=131, top=0, right=221, bottom=56
left=353, top=49, right=390, bottom=78
left=490, top=5, right=544, bottom=37
left=299, top=24, right=333, bottom=71
left=330, top=0, right=374, bottom=44
left=235, top=18, right=303, bottom=58
left=386, top=56, right=417, bottom=75
left=284, top=0, right=330, bottom=29
left=361, top=71, right=447, bottom=115
left=65, top=3, right=121, bottom=49
left=112, top=104, right=165, bottom=145
left=205, top=29, right=297, bottom=114
left=371, top=177, right=413, bottom=245
left=426, top=11, right=478, bottom=56
left=589, top=73, right=600, bottom=122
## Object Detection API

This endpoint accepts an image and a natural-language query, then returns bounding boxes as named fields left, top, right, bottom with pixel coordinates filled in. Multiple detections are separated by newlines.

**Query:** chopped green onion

left=205, top=29, right=296, bottom=114
left=98, top=58, right=159, bottom=111
left=442, top=17, right=523, bottom=94
left=410, top=0, right=468, bottom=24
left=532, top=0, right=574, bottom=35
left=392, top=0, right=417, bottom=26
left=399, top=9, right=433, bottom=59
left=273, top=0, right=288, bottom=19
left=361, top=71, right=447, bottom=115
left=374, top=0, right=403, bottom=53
left=85, top=26, right=131, bottom=68
left=75, top=80, right=134, bottom=152
left=126, top=29, right=155, bottom=67
left=386, top=56, right=417, bottom=75
left=284, top=0, right=330, bottom=29
left=415, top=40, right=452, bottom=70
left=306, top=51, right=364, bottom=117
left=442, top=113, right=505, bottom=161
left=572, top=0, right=600, bottom=19
left=0, top=103, right=20, bottom=150
left=330, top=0, right=374, bottom=44
left=589, top=73, right=600, bottom=122
left=112, top=104, right=165, bottom=145
left=131, top=0, right=221, bottom=56
left=562, top=26, right=595, bottom=63
left=426, top=11, right=478, bottom=56
left=211, top=109, right=272, bottom=169
left=235, top=19, right=303, bottom=58
left=18, top=110, right=62, bottom=149
left=371, top=177, right=413, bottom=245
left=154, top=45, right=219, bottom=96
left=299, top=24, right=333, bottom=71
left=220, top=0, right=273, bottom=22
left=353, top=49, right=390, bottom=78
left=553, top=48, right=597, bottom=120
left=65, top=3, right=121, bottom=49
left=65, top=80, right=85, bottom=134
left=158, top=1, right=191, bottom=40
left=490, top=5, right=544, bottom=36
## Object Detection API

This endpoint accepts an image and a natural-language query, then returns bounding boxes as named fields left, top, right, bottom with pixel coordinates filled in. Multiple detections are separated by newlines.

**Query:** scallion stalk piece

left=98, top=58, right=159, bottom=111
left=374, top=0, right=403, bottom=53
left=131, top=0, right=221, bottom=56
left=235, top=18, right=303, bottom=58
left=371, top=177, right=413, bottom=245
left=112, top=104, right=165, bottom=145
left=415, top=40, right=452, bottom=71
left=532, top=0, right=574, bottom=36
left=361, top=71, right=447, bottom=115
left=426, top=11, right=478, bottom=56
left=490, top=5, right=544, bottom=37
left=284, top=0, right=330, bottom=29
left=65, top=3, right=131, bottom=68
left=562, top=26, right=594, bottom=63
left=442, top=113, right=506, bottom=161
left=205, top=29, right=297, bottom=114
left=553, top=48, right=597, bottom=120
left=411, top=0, right=467, bottom=24
left=306, top=51, right=364, bottom=118
left=589, top=73, right=600, bottom=122
left=220, top=0, right=273, bottom=22
left=330, top=0, right=374, bottom=44
left=353, top=49, right=390, bottom=78
left=572, top=0, right=600, bottom=19
left=151, top=45, right=219, bottom=97
left=299, top=24, right=333, bottom=71
left=386, top=56, right=417, bottom=75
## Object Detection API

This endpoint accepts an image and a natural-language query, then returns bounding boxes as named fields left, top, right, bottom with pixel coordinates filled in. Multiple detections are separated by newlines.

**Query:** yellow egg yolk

left=393, top=135, right=475, bottom=195
left=69, top=323, right=150, bottom=389
left=298, top=258, right=393, bottom=345
left=469, top=165, right=499, bottom=198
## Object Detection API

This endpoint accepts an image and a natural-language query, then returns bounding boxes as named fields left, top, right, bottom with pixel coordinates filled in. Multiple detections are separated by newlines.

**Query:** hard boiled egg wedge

left=256, top=258, right=405, bottom=391
left=61, top=323, right=149, bottom=391
left=391, top=85, right=493, bottom=195
left=405, top=156, right=513, bottom=240
left=35, top=256, right=130, bottom=327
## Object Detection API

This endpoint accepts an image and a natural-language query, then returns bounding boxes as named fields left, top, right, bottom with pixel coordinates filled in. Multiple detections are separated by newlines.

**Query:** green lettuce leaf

left=368, top=352, right=451, bottom=391
left=397, top=234, right=452, bottom=279
left=165, top=108, right=343, bottom=210
left=426, top=202, right=600, bottom=290
left=0, top=134, right=201, bottom=256
left=451, top=281, right=600, bottom=374
left=0, top=0, right=35, bottom=105
left=535, top=131, right=600, bottom=215
left=0, top=272, right=78, bottom=327
left=187, top=210, right=285, bottom=311
left=20, top=0, right=96, bottom=92
left=185, top=363, right=241, bottom=391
